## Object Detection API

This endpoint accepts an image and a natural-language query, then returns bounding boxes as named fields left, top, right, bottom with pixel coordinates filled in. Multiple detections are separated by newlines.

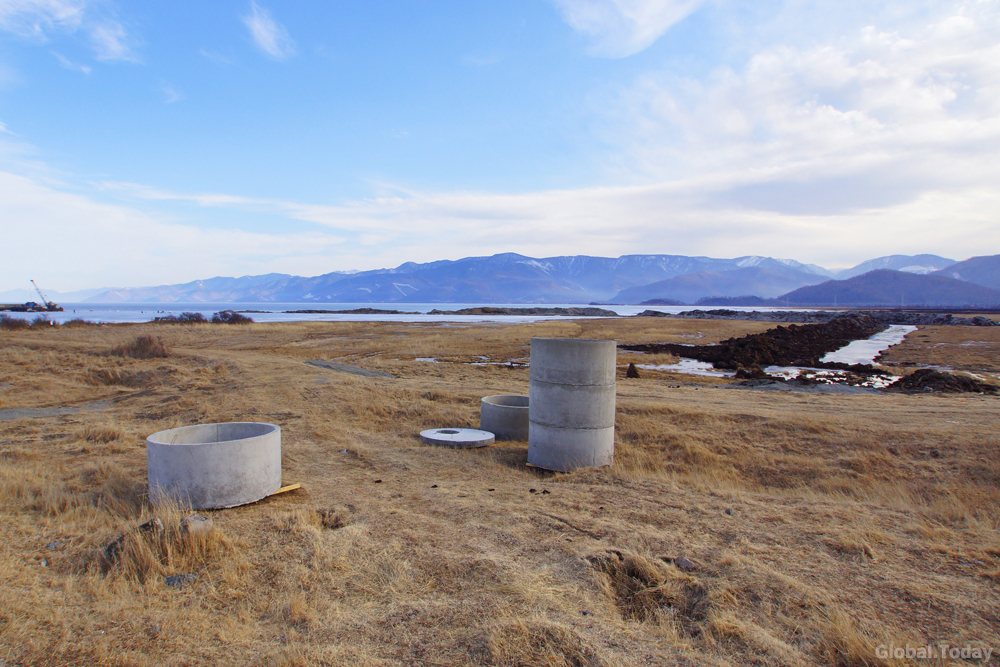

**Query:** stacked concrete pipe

left=527, top=338, right=616, bottom=471
left=147, top=422, right=281, bottom=510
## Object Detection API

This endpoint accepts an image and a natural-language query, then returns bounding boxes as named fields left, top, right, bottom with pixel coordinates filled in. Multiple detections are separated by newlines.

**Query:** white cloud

left=97, top=168, right=1000, bottom=272
left=199, top=48, right=234, bottom=65
left=159, top=81, right=182, bottom=104
left=550, top=0, right=708, bottom=57
left=0, top=0, right=136, bottom=61
left=88, top=19, right=132, bottom=61
left=242, top=1, right=295, bottom=60
left=0, top=0, right=84, bottom=37
left=51, top=50, right=90, bottom=73
left=601, top=2, right=1000, bottom=214
left=0, top=171, right=346, bottom=290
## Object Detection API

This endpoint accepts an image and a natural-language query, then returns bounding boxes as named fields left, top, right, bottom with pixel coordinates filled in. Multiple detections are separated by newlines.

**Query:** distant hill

left=609, top=262, right=829, bottom=304
left=87, top=274, right=297, bottom=303
left=638, top=298, right=685, bottom=306
left=0, top=287, right=112, bottom=302
left=693, top=295, right=774, bottom=307
left=21, top=252, right=989, bottom=306
left=79, top=254, right=833, bottom=305
left=932, top=254, right=1000, bottom=291
left=836, top=254, right=955, bottom=279
left=777, top=270, right=1000, bottom=307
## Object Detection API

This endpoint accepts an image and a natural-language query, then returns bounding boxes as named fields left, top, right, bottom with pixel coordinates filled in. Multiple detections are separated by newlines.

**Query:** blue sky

left=0, top=0, right=998, bottom=291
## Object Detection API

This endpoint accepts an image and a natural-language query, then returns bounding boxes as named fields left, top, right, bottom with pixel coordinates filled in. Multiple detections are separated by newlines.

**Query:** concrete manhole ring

left=420, top=428, right=495, bottom=448
left=147, top=421, right=282, bottom=510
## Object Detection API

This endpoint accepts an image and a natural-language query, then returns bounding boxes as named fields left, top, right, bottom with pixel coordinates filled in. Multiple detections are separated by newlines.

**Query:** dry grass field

left=1, top=317, right=998, bottom=666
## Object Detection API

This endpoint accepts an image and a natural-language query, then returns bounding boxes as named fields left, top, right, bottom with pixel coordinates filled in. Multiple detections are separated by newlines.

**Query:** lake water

left=6, top=302, right=804, bottom=325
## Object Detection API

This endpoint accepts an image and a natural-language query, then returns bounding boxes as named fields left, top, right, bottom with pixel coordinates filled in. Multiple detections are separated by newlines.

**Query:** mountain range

left=764, top=270, right=1000, bottom=307
left=3, top=253, right=998, bottom=307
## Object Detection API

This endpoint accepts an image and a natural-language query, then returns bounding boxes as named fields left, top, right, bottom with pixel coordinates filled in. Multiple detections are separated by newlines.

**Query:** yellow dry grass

left=0, top=317, right=997, bottom=666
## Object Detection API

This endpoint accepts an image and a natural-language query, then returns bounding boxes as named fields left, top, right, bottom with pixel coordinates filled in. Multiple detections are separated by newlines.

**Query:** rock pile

left=621, top=314, right=889, bottom=371
left=636, top=309, right=997, bottom=327
left=886, top=369, right=998, bottom=394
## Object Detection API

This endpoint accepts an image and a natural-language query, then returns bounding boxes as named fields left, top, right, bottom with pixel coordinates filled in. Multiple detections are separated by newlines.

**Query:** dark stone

left=674, top=556, right=696, bottom=572
left=164, top=573, right=196, bottom=588
left=734, top=366, right=771, bottom=380
left=105, top=518, right=163, bottom=561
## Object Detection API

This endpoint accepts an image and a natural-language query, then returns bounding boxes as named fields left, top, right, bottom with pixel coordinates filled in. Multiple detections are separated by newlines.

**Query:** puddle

left=820, top=325, right=916, bottom=365
left=637, top=359, right=735, bottom=378
left=763, top=366, right=900, bottom=389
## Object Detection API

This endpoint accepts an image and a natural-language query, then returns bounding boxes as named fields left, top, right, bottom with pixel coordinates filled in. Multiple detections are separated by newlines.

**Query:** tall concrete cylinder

left=528, top=338, right=616, bottom=472
left=147, top=422, right=281, bottom=510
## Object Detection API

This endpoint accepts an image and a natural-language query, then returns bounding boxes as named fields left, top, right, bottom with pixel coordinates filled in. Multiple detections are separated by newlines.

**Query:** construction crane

left=30, top=280, right=62, bottom=312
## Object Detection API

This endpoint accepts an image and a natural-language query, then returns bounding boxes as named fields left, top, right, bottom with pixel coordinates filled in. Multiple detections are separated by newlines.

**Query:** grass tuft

left=109, top=335, right=169, bottom=359
left=588, top=550, right=709, bottom=632
left=487, top=619, right=602, bottom=667
left=0, top=313, right=30, bottom=330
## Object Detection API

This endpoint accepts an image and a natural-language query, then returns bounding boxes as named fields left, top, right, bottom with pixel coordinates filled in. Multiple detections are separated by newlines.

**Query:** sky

left=0, top=0, right=998, bottom=291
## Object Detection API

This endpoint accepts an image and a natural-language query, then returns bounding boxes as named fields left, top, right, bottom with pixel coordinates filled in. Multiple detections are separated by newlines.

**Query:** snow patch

left=517, top=260, right=552, bottom=273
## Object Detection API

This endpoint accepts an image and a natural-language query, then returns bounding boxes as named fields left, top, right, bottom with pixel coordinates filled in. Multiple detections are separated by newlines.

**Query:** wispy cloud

left=0, top=0, right=137, bottom=62
left=199, top=48, right=234, bottom=65
left=242, top=1, right=295, bottom=60
left=600, top=4, right=1000, bottom=210
left=0, top=170, right=346, bottom=290
left=159, top=81, right=182, bottom=103
left=51, top=50, right=90, bottom=73
left=550, top=0, right=708, bottom=57
left=96, top=164, right=1000, bottom=272
left=88, top=19, right=134, bottom=61
left=0, top=0, right=85, bottom=37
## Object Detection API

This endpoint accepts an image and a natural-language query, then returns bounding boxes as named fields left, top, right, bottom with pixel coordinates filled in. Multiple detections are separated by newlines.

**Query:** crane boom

left=30, top=280, right=54, bottom=309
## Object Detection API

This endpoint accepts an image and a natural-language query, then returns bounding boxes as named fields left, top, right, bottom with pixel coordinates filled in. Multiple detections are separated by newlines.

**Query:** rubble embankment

left=620, top=313, right=890, bottom=371
left=635, top=309, right=997, bottom=326
left=885, top=369, right=998, bottom=394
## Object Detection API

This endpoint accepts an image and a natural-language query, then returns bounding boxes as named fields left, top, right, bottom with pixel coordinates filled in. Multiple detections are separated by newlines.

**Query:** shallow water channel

left=636, top=324, right=916, bottom=385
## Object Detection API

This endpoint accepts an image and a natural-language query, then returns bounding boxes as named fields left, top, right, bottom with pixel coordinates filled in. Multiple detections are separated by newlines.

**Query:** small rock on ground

left=180, top=514, right=213, bottom=536
left=164, top=573, right=197, bottom=588
left=674, top=556, right=696, bottom=571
